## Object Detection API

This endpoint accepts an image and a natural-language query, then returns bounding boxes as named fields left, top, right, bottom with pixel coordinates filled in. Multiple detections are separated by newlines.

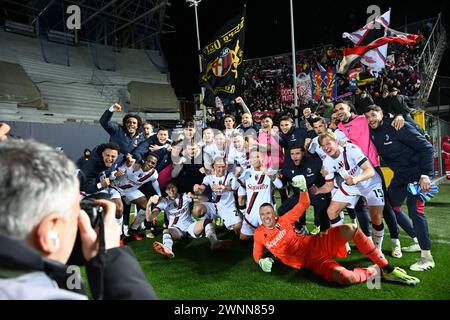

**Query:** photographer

left=0, top=139, right=157, bottom=300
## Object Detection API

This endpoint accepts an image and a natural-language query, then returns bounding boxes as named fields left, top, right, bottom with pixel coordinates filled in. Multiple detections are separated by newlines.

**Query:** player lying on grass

left=148, top=181, right=232, bottom=259
left=253, top=175, right=420, bottom=286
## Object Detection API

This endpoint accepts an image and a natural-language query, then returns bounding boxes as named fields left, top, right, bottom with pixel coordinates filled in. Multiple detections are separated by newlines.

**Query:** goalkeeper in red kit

left=253, top=175, right=420, bottom=286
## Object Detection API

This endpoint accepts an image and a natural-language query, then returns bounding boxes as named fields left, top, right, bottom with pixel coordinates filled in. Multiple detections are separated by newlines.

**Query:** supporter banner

left=298, top=72, right=312, bottom=104
left=335, top=92, right=353, bottom=100
left=279, top=87, right=294, bottom=103
left=200, top=9, right=245, bottom=103
left=311, top=67, right=338, bottom=100
left=348, top=67, right=363, bottom=80
left=262, top=69, right=282, bottom=77
left=252, top=110, right=275, bottom=122
left=278, top=73, right=312, bottom=104
left=356, top=71, right=377, bottom=87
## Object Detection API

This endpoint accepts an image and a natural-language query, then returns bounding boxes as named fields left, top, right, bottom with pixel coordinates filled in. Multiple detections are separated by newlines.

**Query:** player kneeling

left=253, top=175, right=420, bottom=286
left=149, top=181, right=231, bottom=259
left=192, top=157, right=242, bottom=237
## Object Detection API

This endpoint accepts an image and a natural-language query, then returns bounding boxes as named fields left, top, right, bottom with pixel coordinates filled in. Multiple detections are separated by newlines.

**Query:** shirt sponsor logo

left=266, top=229, right=287, bottom=249
left=168, top=207, right=188, bottom=216
left=247, top=184, right=269, bottom=191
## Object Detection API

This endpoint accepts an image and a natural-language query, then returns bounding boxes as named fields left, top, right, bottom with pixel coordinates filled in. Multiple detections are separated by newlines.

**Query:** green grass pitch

left=86, top=184, right=450, bottom=300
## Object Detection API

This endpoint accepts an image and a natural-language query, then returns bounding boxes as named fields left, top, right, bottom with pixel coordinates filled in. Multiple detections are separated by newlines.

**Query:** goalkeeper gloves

left=258, top=257, right=274, bottom=273
left=292, top=175, right=307, bottom=192
left=407, top=182, right=439, bottom=203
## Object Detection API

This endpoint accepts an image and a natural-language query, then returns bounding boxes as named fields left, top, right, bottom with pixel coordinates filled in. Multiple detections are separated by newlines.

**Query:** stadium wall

left=7, top=121, right=108, bottom=161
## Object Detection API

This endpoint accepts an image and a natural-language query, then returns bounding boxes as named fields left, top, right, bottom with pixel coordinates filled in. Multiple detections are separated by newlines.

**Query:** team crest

left=385, top=134, right=390, bottom=141
left=205, top=40, right=243, bottom=80
left=255, top=174, right=259, bottom=181
left=307, top=168, right=312, bottom=174
left=212, top=47, right=233, bottom=77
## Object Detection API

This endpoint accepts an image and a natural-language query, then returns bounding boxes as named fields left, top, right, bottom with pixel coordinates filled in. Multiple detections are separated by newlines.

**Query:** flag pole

left=289, top=0, right=298, bottom=122
left=187, top=0, right=207, bottom=126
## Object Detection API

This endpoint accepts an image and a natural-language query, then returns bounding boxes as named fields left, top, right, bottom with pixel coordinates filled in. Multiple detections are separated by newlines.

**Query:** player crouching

left=253, top=175, right=420, bottom=286
left=149, top=181, right=232, bottom=259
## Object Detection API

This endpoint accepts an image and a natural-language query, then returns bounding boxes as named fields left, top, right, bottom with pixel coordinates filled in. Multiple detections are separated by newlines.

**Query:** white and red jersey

left=113, top=165, right=158, bottom=192
left=243, top=168, right=283, bottom=216
left=155, top=193, right=194, bottom=231
left=203, top=143, right=227, bottom=161
left=308, top=129, right=347, bottom=160
left=322, top=143, right=380, bottom=191
left=201, top=172, right=236, bottom=208
left=308, top=137, right=328, bottom=160
left=227, top=147, right=250, bottom=169
left=223, top=128, right=240, bottom=140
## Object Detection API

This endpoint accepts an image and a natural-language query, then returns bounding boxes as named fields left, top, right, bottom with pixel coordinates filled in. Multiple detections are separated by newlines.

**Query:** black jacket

left=99, top=109, right=145, bottom=155
left=369, top=117, right=434, bottom=181
left=79, top=144, right=124, bottom=194
left=0, top=235, right=157, bottom=300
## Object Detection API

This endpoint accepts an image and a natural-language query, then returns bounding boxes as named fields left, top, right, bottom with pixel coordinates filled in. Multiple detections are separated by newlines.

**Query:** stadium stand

left=0, top=30, right=179, bottom=124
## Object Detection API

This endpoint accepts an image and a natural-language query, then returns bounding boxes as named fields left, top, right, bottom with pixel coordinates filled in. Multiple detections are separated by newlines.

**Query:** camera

left=80, top=197, right=104, bottom=229
left=67, top=196, right=106, bottom=266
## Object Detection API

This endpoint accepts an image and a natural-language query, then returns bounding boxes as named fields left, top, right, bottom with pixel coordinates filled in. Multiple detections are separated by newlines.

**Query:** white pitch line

left=432, top=239, right=450, bottom=245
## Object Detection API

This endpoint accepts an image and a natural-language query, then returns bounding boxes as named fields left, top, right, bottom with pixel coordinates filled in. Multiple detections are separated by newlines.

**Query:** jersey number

left=373, top=189, right=384, bottom=198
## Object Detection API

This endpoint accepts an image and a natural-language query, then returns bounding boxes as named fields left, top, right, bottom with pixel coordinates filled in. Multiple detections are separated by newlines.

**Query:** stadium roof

left=0, top=0, right=175, bottom=49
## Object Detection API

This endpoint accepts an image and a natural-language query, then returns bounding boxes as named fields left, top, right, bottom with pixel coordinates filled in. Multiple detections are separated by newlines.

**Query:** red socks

left=352, top=228, right=388, bottom=269
left=337, top=267, right=378, bottom=285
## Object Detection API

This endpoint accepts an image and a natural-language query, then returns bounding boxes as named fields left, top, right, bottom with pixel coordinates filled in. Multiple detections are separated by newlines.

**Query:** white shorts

left=333, top=182, right=384, bottom=209
left=238, top=186, right=246, bottom=197
left=168, top=214, right=196, bottom=234
left=168, top=224, right=199, bottom=239
left=96, top=187, right=121, bottom=200
left=202, top=202, right=242, bottom=230
left=186, top=221, right=202, bottom=239
left=117, top=188, right=145, bottom=204
left=240, top=212, right=262, bottom=236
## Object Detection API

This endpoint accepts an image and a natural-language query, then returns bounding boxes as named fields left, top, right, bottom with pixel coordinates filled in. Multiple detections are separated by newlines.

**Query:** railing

left=424, top=112, right=450, bottom=179
left=414, top=13, right=447, bottom=108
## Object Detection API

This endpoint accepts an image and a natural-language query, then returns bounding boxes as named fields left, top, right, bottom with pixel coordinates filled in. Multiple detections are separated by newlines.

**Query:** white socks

left=205, top=222, right=218, bottom=243
left=132, top=209, right=146, bottom=230
left=116, top=217, right=123, bottom=234
left=371, top=227, right=384, bottom=252
left=163, top=233, right=173, bottom=251
left=421, top=250, right=433, bottom=259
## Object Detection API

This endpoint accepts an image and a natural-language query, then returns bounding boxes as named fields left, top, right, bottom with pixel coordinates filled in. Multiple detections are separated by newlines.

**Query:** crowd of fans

left=234, top=19, right=434, bottom=125
left=0, top=17, right=441, bottom=300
